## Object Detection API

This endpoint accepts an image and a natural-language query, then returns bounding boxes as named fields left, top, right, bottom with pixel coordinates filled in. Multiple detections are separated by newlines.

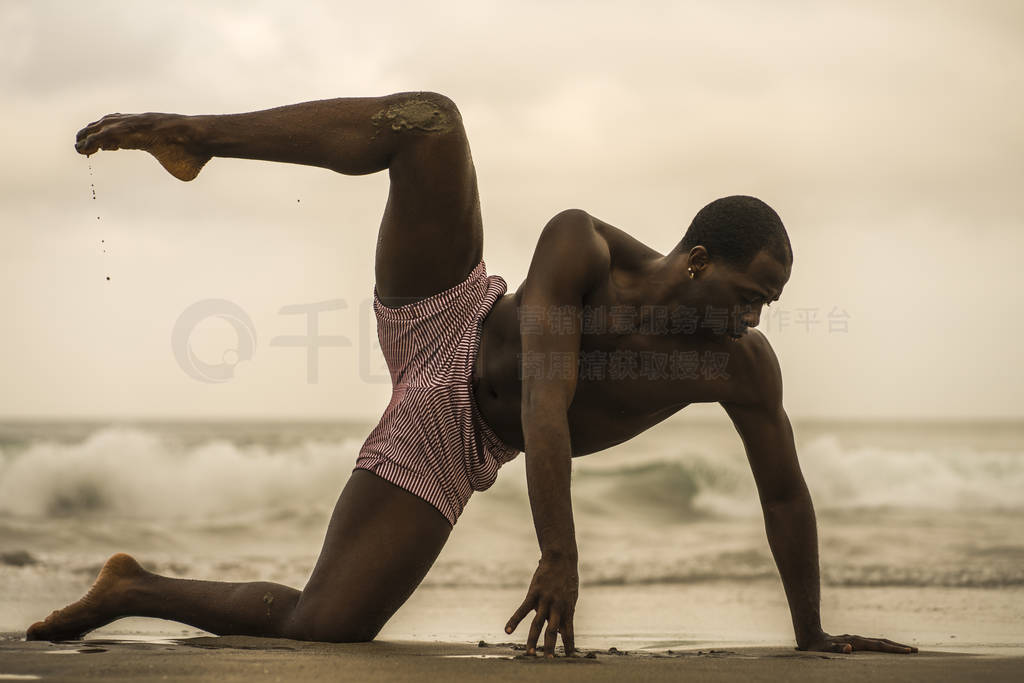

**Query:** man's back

left=473, top=208, right=778, bottom=455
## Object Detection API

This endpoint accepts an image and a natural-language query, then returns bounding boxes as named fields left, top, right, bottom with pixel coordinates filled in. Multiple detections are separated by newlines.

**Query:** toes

left=25, top=618, right=61, bottom=641
left=76, top=125, right=99, bottom=147
left=76, top=130, right=123, bottom=155
left=76, top=114, right=129, bottom=151
left=75, top=136, right=100, bottom=155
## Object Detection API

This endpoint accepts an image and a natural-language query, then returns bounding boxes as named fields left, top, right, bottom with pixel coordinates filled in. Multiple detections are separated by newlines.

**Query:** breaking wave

left=1, top=426, right=1022, bottom=521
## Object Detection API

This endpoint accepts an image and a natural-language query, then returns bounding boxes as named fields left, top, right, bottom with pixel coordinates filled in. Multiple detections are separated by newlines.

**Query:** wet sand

left=1, top=635, right=1022, bottom=683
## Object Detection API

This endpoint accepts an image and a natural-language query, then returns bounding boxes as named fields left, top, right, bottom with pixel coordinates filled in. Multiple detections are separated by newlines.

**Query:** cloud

left=4, top=0, right=1023, bottom=418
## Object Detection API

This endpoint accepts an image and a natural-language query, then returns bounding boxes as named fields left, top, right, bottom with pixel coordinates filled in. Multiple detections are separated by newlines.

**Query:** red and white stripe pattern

left=355, top=261, right=521, bottom=525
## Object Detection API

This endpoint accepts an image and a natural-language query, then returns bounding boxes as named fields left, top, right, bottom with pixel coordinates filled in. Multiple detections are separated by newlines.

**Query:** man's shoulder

left=722, top=328, right=784, bottom=409
left=538, top=209, right=607, bottom=253
left=527, top=209, right=610, bottom=296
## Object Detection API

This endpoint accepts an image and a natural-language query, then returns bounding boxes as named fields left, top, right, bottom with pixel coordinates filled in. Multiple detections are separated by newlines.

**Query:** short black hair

left=679, top=196, right=792, bottom=268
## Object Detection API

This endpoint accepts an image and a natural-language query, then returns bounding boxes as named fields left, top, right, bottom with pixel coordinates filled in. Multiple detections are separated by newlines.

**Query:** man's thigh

left=374, top=111, right=484, bottom=307
left=287, top=470, right=451, bottom=641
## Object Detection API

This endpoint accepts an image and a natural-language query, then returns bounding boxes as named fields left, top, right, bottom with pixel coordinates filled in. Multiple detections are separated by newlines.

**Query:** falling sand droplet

left=90, top=162, right=106, bottom=281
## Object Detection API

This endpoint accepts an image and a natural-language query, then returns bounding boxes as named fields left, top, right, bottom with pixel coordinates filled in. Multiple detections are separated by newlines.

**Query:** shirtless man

left=29, top=92, right=916, bottom=657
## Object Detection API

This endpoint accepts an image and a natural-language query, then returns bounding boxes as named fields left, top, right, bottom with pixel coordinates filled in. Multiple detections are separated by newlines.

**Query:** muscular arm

left=521, top=214, right=596, bottom=563
left=504, top=209, right=609, bottom=657
left=722, top=332, right=917, bottom=654
left=722, top=394, right=823, bottom=646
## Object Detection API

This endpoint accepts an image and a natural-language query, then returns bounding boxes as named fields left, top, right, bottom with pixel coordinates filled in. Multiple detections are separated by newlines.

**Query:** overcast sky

left=2, top=0, right=1022, bottom=420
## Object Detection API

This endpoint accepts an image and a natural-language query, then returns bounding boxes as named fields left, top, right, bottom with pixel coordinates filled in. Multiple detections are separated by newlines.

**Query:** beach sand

left=2, top=635, right=1022, bottom=682
left=3, top=583, right=1022, bottom=681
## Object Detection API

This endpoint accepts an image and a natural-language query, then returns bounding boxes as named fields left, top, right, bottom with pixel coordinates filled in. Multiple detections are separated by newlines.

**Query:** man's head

left=679, top=195, right=792, bottom=269
left=673, top=196, right=793, bottom=339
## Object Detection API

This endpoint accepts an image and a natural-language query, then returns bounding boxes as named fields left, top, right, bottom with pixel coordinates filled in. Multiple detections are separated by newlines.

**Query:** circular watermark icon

left=171, top=299, right=257, bottom=383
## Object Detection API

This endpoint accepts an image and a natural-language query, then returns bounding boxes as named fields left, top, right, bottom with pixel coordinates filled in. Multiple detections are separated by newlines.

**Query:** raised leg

left=74, top=92, right=485, bottom=305
left=57, top=93, right=474, bottom=642
left=27, top=471, right=451, bottom=642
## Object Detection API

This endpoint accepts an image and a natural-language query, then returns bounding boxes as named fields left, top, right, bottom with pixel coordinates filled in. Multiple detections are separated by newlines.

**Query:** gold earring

left=688, top=268, right=695, bottom=279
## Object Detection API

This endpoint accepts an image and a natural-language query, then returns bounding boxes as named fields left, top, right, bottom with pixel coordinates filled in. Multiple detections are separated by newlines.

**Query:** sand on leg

left=74, top=93, right=486, bottom=305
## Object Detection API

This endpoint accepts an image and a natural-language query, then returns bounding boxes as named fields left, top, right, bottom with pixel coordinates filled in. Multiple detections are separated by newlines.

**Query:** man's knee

left=284, top=605, right=384, bottom=643
left=372, top=91, right=463, bottom=137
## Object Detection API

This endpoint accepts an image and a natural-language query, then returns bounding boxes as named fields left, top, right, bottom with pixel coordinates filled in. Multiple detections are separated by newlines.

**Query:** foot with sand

left=26, top=553, right=148, bottom=641
left=75, top=113, right=210, bottom=181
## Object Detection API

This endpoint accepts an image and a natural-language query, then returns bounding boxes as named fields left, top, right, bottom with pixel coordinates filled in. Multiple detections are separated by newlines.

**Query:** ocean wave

left=565, top=434, right=1024, bottom=517
left=0, top=427, right=359, bottom=519
left=0, top=426, right=1022, bottom=522
left=798, top=435, right=1024, bottom=513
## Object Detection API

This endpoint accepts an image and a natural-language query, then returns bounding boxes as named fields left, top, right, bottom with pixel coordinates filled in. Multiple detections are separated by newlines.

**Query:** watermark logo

left=269, top=300, right=351, bottom=384
left=171, top=299, right=257, bottom=383
left=170, top=298, right=852, bottom=385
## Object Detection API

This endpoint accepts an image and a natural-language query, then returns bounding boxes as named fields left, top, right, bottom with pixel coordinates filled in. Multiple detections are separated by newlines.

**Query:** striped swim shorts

left=355, top=261, right=521, bottom=525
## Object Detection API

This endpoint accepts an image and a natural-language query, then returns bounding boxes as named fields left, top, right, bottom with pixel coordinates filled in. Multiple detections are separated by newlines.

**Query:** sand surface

left=1, top=634, right=1022, bottom=683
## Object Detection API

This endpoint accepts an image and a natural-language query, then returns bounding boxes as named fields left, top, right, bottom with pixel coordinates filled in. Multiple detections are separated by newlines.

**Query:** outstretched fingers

left=507, top=603, right=574, bottom=658
left=526, top=606, right=547, bottom=656
left=543, top=612, right=561, bottom=658
left=815, top=633, right=917, bottom=654
left=561, top=613, right=575, bottom=656
left=847, top=636, right=917, bottom=654
left=505, top=597, right=534, bottom=636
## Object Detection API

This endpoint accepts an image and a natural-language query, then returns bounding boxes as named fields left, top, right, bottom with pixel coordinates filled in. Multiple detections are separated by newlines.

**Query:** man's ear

left=688, top=245, right=710, bottom=273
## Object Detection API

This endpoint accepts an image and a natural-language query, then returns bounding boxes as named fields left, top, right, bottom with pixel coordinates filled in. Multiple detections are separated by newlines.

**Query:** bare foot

left=74, top=113, right=211, bottom=181
left=26, top=553, right=149, bottom=641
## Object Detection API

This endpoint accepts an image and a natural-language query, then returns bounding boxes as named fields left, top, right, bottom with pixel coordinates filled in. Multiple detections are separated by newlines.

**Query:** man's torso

left=473, top=215, right=765, bottom=455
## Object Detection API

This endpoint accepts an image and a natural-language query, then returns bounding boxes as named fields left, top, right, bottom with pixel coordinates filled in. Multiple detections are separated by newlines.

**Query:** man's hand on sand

left=800, top=632, right=918, bottom=654
left=505, top=557, right=578, bottom=658
left=75, top=113, right=210, bottom=181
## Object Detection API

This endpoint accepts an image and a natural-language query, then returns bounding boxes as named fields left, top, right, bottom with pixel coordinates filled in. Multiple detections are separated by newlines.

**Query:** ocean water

left=1, top=417, right=1022, bottom=648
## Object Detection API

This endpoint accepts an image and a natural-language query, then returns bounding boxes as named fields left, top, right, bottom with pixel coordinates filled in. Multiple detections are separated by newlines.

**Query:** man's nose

left=740, top=310, right=760, bottom=328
